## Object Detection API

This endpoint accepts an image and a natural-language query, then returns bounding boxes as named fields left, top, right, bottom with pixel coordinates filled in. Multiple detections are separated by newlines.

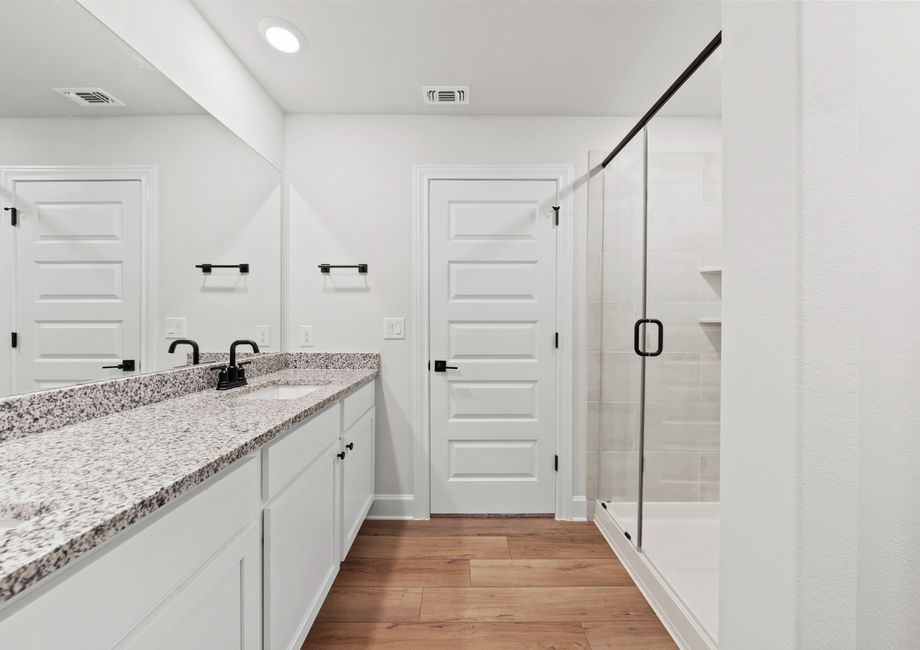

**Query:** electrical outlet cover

left=256, top=325, right=270, bottom=347
left=300, top=325, right=314, bottom=347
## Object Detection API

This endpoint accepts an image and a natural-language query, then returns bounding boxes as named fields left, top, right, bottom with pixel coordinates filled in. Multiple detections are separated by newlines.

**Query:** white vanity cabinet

left=0, top=454, right=263, bottom=650
left=262, top=405, right=341, bottom=650
left=0, top=378, right=376, bottom=650
left=262, top=378, right=376, bottom=650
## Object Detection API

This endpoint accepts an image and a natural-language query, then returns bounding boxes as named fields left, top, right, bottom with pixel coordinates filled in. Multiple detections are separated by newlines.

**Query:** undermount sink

left=0, top=518, right=24, bottom=534
left=237, top=385, right=322, bottom=401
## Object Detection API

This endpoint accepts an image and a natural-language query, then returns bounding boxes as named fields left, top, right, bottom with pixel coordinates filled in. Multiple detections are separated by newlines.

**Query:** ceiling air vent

left=423, top=86, right=469, bottom=105
left=53, top=87, right=125, bottom=107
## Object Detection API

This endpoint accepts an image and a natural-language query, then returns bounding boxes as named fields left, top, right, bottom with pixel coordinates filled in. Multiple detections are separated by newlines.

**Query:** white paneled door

left=13, top=180, right=142, bottom=392
left=429, top=179, right=558, bottom=514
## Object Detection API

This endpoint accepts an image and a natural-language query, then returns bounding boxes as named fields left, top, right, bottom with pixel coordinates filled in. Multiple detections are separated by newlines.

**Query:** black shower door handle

left=633, top=319, right=663, bottom=357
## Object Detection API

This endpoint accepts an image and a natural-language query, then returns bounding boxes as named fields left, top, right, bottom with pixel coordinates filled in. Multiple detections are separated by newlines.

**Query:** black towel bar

left=196, top=264, right=249, bottom=274
left=319, top=264, right=368, bottom=274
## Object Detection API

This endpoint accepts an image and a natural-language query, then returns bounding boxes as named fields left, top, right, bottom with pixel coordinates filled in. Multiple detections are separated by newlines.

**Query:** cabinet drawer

left=263, top=404, right=340, bottom=501
left=342, top=380, right=375, bottom=433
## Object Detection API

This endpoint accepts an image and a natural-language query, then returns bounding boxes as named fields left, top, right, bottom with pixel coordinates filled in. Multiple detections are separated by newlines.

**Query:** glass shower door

left=639, top=105, right=722, bottom=640
left=597, top=132, right=646, bottom=546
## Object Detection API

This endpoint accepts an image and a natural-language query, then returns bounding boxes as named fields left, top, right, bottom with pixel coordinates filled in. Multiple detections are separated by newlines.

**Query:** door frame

left=0, top=166, right=157, bottom=395
left=413, top=165, right=575, bottom=520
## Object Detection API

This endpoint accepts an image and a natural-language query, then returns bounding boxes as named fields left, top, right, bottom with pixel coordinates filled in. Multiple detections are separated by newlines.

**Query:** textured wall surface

left=855, top=2, right=920, bottom=647
left=721, top=1, right=920, bottom=648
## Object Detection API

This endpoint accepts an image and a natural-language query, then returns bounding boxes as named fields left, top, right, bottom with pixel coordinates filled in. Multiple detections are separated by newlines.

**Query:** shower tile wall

left=587, top=149, right=722, bottom=514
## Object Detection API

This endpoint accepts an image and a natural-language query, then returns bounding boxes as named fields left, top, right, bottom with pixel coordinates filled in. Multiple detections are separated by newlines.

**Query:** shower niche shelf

left=699, top=318, right=722, bottom=325
left=699, top=267, right=722, bottom=274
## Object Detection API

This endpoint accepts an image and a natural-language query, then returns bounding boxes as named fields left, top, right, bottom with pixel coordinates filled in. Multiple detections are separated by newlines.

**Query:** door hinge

left=11, top=332, right=17, bottom=348
left=555, top=455, right=559, bottom=472
left=555, top=332, right=559, bottom=349
left=552, top=205, right=559, bottom=226
left=4, top=207, right=17, bottom=226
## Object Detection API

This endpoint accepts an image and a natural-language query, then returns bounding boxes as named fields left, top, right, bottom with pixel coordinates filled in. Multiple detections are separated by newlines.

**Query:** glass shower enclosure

left=598, top=43, right=721, bottom=644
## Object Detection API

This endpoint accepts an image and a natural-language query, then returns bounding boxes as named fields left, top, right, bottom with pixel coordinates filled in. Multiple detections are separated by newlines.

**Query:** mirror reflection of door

left=11, top=177, right=143, bottom=393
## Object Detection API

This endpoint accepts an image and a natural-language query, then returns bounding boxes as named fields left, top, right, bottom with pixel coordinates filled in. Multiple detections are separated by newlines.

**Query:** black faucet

left=214, top=340, right=260, bottom=390
left=167, top=339, right=199, bottom=365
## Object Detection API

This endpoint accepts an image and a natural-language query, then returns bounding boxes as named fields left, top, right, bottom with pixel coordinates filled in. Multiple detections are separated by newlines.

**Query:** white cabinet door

left=341, top=407, right=375, bottom=558
left=263, top=440, right=340, bottom=650
left=116, top=520, right=262, bottom=650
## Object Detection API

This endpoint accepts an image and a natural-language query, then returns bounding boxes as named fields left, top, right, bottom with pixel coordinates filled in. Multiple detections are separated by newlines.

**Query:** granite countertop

left=0, top=367, right=377, bottom=605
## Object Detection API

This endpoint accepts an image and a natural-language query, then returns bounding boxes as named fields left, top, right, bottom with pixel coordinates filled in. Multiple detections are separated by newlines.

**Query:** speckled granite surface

left=191, top=352, right=379, bottom=370
left=0, top=361, right=377, bottom=605
left=0, top=353, right=286, bottom=444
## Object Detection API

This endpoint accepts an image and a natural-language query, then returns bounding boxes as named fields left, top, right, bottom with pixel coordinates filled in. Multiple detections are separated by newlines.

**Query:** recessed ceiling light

left=258, top=17, right=304, bottom=54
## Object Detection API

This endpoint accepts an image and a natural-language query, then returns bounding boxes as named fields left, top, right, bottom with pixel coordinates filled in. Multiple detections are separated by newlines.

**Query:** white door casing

left=1, top=167, right=156, bottom=396
left=415, top=166, right=575, bottom=519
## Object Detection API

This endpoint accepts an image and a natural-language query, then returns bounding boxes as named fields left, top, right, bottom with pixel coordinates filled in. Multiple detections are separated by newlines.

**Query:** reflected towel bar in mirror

left=319, top=264, right=368, bottom=274
left=196, top=264, right=249, bottom=274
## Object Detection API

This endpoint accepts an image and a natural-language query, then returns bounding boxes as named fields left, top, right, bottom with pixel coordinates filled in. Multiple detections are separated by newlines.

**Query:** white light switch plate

left=300, top=325, right=314, bottom=347
left=256, top=325, right=270, bottom=347
left=384, top=318, right=405, bottom=339
left=165, top=317, right=186, bottom=339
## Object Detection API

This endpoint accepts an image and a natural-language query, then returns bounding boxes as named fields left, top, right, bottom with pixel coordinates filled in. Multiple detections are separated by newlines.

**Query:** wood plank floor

left=303, top=518, right=677, bottom=649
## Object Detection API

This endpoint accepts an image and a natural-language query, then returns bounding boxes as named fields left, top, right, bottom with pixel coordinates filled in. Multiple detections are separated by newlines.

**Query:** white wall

left=856, top=3, right=920, bottom=648
left=284, top=114, right=634, bottom=513
left=0, top=115, right=282, bottom=374
left=77, top=0, right=284, bottom=170
left=721, top=2, right=920, bottom=648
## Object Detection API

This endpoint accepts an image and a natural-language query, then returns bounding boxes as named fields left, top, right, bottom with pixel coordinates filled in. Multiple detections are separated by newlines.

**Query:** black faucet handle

left=208, top=365, right=227, bottom=371
left=238, top=361, right=252, bottom=366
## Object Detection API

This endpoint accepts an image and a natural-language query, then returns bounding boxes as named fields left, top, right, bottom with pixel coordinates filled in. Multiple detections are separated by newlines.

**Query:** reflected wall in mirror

left=0, top=0, right=282, bottom=397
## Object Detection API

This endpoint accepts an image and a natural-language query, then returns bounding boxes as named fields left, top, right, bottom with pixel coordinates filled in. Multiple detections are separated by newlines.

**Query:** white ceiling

left=0, top=0, right=205, bottom=118
left=192, top=0, right=722, bottom=117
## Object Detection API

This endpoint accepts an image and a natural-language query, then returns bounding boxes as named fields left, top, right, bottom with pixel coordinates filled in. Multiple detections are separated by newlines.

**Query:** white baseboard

left=366, top=494, right=414, bottom=520
left=369, top=494, right=590, bottom=522
left=594, top=501, right=717, bottom=650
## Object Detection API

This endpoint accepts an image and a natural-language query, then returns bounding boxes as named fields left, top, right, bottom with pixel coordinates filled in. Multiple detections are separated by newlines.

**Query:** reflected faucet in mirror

left=214, top=340, right=260, bottom=391
left=167, top=339, right=199, bottom=365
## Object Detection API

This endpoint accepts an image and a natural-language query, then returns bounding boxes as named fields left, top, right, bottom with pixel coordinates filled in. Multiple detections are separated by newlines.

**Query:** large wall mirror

left=0, top=0, right=282, bottom=397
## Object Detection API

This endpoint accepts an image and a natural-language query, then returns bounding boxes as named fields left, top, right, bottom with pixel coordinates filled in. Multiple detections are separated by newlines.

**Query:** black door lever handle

left=103, top=360, right=136, bottom=371
left=433, top=360, right=458, bottom=372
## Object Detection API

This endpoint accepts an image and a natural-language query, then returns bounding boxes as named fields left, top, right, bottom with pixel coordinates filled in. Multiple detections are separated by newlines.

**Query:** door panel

left=429, top=179, right=557, bottom=514
left=13, top=180, right=142, bottom=392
